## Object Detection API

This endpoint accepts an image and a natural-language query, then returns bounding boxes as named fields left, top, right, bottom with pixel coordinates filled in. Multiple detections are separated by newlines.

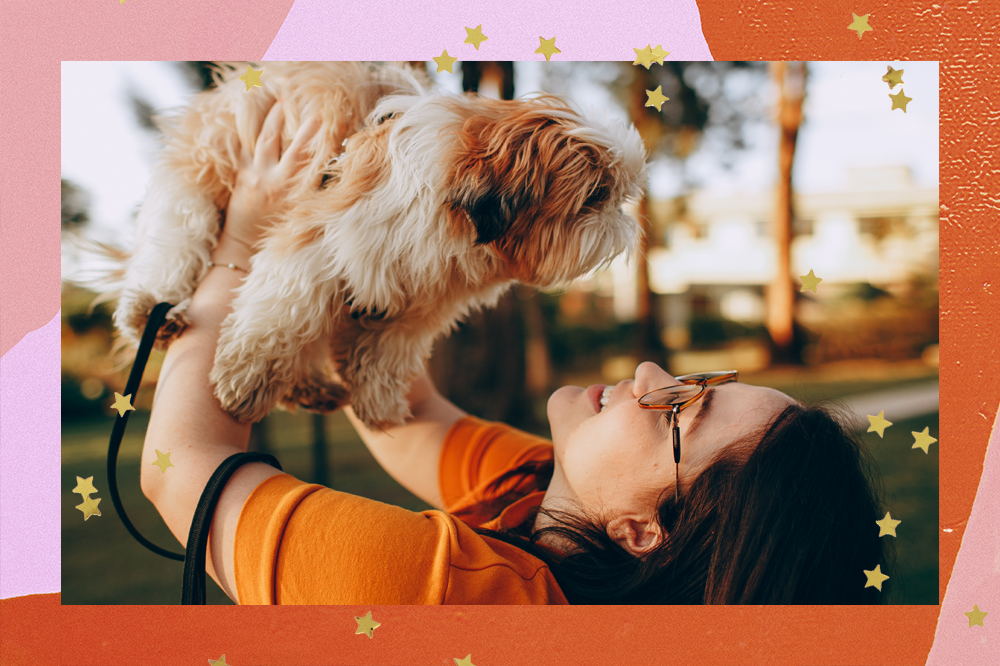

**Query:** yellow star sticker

left=354, top=611, right=381, bottom=638
left=965, top=604, right=988, bottom=628
left=882, top=65, right=904, bottom=89
left=111, top=392, right=135, bottom=417
left=800, top=269, right=822, bottom=292
left=464, top=25, right=488, bottom=50
left=876, top=512, right=901, bottom=537
left=536, top=36, right=561, bottom=62
left=911, top=427, right=937, bottom=454
left=650, top=44, right=670, bottom=65
left=238, top=65, right=263, bottom=92
left=208, top=656, right=229, bottom=666
left=867, top=410, right=892, bottom=438
left=645, top=86, right=669, bottom=112
left=432, top=50, right=458, bottom=73
left=889, top=88, right=912, bottom=112
left=76, top=496, right=102, bottom=521
left=849, top=13, right=873, bottom=39
left=454, top=656, right=476, bottom=666
left=73, top=476, right=99, bottom=498
left=632, top=44, right=655, bottom=69
left=152, top=449, right=175, bottom=474
left=863, top=564, right=889, bottom=591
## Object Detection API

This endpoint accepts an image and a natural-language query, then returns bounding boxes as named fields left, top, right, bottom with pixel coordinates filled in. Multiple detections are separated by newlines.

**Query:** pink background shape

left=264, top=0, right=712, bottom=61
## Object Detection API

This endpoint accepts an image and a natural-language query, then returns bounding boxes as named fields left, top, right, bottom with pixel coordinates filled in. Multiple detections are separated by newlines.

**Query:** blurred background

left=61, top=60, right=938, bottom=604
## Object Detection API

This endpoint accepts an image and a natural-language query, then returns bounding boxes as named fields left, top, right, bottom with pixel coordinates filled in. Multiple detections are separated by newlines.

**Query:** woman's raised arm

left=342, top=373, right=466, bottom=510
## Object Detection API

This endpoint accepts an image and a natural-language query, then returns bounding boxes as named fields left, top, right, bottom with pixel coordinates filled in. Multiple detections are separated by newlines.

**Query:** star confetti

left=876, top=512, right=901, bottom=537
left=849, top=13, right=873, bottom=39
left=433, top=50, right=458, bottom=74
left=632, top=44, right=655, bottom=69
left=866, top=410, right=892, bottom=438
left=800, top=269, right=822, bottom=293
left=73, top=476, right=99, bottom=499
left=152, top=449, right=175, bottom=474
left=863, top=564, right=889, bottom=591
left=645, top=86, right=669, bottom=112
left=455, top=656, right=476, bottom=666
left=76, top=496, right=102, bottom=521
left=536, top=36, right=561, bottom=62
left=111, top=392, right=135, bottom=417
left=882, top=65, right=904, bottom=89
left=209, top=656, right=229, bottom=666
left=965, top=604, right=988, bottom=628
left=354, top=611, right=381, bottom=638
left=238, top=65, right=263, bottom=92
left=911, top=427, right=937, bottom=454
left=464, top=25, right=488, bottom=50
left=889, top=88, right=912, bottom=112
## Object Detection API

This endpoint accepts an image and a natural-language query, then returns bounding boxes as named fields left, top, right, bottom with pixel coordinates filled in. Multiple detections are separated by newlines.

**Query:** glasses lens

left=638, top=384, right=704, bottom=408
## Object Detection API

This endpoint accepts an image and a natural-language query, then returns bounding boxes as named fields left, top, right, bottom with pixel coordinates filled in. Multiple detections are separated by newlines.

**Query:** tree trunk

left=766, top=62, right=806, bottom=364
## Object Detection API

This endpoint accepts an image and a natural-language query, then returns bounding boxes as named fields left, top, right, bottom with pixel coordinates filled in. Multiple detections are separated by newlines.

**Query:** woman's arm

left=140, top=100, right=321, bottom=603
left=140, top=237, right=284, bottom=603
left=342, top=374, right=467, bottom=511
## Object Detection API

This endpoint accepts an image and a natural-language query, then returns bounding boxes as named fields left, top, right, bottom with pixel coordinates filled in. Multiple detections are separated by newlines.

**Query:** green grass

left=62, top=399, right=937, bottom=605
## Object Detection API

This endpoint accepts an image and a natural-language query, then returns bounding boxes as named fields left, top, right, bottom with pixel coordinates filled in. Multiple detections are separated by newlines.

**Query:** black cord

left=106, top=301, right=282, bottom=604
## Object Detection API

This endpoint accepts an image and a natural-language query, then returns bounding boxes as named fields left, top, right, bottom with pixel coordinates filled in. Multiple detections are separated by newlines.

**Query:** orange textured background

left=3, top=0, right=994, bottom=664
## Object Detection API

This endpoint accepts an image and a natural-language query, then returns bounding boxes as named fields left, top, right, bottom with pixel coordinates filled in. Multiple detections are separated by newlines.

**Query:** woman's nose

left=633, top=361, right=678, bottom=396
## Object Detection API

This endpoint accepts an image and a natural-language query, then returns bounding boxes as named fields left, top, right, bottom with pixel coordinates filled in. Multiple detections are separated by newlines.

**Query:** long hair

left=456, top=402, right=894, bottom=604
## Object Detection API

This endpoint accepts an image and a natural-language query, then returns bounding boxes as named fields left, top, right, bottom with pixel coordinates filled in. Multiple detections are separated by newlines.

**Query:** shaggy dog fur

left=79, top=61, right=647, bottom=428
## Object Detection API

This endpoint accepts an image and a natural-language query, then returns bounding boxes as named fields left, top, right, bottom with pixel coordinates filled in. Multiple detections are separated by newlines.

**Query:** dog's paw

left=349, top=379, right=412, bottom=430
left=281, top=374, right=351, bottom=414
left=211, top=360, right=287, bottom=424
left=155, top=298, right=192, bottom=349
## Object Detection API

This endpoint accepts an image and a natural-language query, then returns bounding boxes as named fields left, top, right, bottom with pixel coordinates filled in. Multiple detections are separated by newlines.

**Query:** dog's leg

left=211, top=234, right=340, bottom=424
left=334, top=321, right=436, bottom=429
left=115, top=165, right=226, bottom=350
left=277, top=336, right=351, bottom=414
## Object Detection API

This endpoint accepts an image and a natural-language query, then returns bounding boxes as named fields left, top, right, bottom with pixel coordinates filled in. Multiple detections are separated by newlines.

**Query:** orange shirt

left=233, top=415, right=569, bottom=604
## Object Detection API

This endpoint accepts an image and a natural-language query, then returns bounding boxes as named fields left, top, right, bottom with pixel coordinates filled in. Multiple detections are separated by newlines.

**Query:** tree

left=766, top=61, right=807, bottom=364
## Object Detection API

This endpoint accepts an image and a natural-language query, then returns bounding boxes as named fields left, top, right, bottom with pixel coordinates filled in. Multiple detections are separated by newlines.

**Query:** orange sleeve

left=233, top=473, right=567, bottom=605
left=438, top=416, right=553, bottom=512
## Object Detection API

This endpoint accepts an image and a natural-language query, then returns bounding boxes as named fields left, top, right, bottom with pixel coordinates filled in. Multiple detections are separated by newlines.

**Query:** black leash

left=106, top=301, right=282, bottom=604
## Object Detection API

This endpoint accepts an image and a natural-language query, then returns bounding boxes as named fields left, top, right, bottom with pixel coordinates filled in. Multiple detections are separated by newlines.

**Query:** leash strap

left=182, top=451, right=281, bottom=604
left=106, top=301, right=283, bottom=604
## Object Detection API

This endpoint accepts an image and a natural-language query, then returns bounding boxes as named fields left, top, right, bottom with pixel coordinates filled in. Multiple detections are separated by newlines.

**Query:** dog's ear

left=444, top=108, right=546, bottom=246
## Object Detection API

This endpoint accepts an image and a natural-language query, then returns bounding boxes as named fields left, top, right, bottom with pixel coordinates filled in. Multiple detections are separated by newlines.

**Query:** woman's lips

left=586, top=384, right=606, bottom=413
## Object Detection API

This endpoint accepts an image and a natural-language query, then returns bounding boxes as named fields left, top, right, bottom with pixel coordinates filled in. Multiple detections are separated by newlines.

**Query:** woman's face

left=546, top=362, right=796, bottom=522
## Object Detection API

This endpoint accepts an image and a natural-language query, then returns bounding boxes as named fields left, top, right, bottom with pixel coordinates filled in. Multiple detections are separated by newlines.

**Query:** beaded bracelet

left=206, top=261, right=249, bottom=274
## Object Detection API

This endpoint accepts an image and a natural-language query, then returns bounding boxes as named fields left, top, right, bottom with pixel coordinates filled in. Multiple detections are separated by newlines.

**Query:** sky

left=61, top=60, right=938, bottom=251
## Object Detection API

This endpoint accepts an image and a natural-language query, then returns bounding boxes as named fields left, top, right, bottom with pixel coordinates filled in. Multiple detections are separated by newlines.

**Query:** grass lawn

left=62, top=398, right=937, bottom=604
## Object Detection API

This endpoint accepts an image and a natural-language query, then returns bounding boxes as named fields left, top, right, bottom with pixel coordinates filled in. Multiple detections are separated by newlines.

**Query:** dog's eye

left=375, top=112, right=398, bottom=126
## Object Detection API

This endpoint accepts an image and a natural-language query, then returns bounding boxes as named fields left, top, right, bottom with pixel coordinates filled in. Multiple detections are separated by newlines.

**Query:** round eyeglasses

left=637, top=370, right=739, bottom=501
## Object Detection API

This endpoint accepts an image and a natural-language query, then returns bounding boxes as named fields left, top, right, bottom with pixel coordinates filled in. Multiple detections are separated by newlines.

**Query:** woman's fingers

left=253, top=100, right=286, bottom=166
left=278, top=114, right=323, bottom=178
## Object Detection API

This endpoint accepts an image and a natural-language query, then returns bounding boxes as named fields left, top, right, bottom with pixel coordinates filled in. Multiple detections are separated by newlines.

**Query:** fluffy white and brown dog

left=83, top=61, right=647, bottom=428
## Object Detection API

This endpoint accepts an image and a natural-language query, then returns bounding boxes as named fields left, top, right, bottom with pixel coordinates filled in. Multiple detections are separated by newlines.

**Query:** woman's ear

left=607, top=515, right=663, bottom=556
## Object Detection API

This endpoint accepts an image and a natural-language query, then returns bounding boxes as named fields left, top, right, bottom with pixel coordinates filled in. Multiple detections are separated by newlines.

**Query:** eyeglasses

left=637, top=370, right=739, bottom=501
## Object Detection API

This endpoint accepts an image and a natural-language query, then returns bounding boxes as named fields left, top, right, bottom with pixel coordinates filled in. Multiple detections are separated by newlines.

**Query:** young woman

left=141, top=99, right=892, bottom=605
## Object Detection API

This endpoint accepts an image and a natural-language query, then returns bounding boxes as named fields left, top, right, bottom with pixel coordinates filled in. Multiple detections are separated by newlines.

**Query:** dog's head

left=441, top=95, right=647, bottom=286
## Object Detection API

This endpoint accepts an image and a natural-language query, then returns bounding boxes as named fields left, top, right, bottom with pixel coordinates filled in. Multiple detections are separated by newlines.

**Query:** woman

left=141, top=100, right=892, bottom=605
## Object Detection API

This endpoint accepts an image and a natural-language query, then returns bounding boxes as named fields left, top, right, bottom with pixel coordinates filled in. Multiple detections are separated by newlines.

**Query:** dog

left=80, top=61, right=647, bottom=429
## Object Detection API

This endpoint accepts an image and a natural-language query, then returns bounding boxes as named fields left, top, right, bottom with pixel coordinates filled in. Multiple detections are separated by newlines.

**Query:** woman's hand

left=220, top=100, right=323, bottom=255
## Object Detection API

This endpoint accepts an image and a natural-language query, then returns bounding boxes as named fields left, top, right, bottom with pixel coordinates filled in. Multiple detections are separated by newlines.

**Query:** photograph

left=59, top=59, right=939, bottom=606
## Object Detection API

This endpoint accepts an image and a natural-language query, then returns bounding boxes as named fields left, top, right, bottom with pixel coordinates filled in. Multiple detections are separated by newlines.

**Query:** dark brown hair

left=456, top=402, right=894, bottom=604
